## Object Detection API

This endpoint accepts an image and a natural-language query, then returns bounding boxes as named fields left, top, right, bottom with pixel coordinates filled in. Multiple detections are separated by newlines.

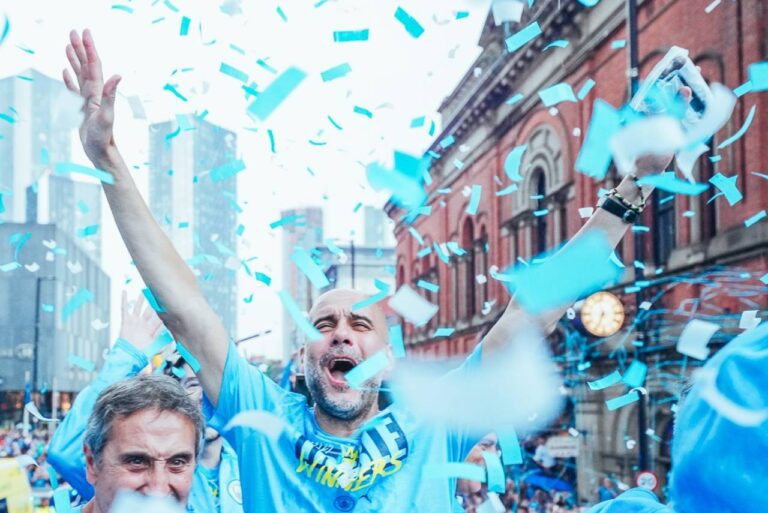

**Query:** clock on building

left=580, top=291, right=625, bottom=337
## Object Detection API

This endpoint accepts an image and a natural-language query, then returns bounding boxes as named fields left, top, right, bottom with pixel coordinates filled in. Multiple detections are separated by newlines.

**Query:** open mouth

left=325, top=356, right=358, bottom=386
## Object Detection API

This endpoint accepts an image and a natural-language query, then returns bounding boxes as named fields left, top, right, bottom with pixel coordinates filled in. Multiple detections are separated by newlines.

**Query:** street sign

left=545, top=435, right=579, bottom=458
left=636, top=471, right=658, bottom=491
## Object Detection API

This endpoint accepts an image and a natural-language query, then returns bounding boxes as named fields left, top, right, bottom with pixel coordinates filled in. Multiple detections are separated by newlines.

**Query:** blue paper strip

left=637, top=172, right=709, bottom=195
left=321, top=62, right=352, bottom=82
left=505, top=21, right=541, bottom=52
left=577, top=78, right=596, bottom=100
left=575, top=100, right=621, bottom=179
left=61, top=289, right=93, bottom=321
left=543, top=39, right=569, bottom=51
left=622, top=360, right=647, bottom=389
left=175, top=341, right=201, bottom=373
left=68, top=354, right=96, bottom=372
left=388, top=325, right=405, bottom=358
left=333, top=29, right=369, bottom=42
left=179, top=16, right=190, bottom=35
left=351, top=279, right=390, bottom=311
left=606, top=391, right=640, bottom=411
left=163, top=83, right=188, bottom=102
left=482, top=452, right=506, bottom=493
left=744, top=210, right=766, bottom=228
left=465, top=185, right=481, bottom=215
left=353, top=105, right=373, bottom=118
left=54, top=163, right=114, bottom=184
left=416, top=279, right=439, bottom=293
left=588, top=370, right=622, bottom=390
left=717, top=105, right=756, bottom=149
left=210, top=159, right=246, bottom=181
left=504, top=145, right=527, bottom=181
left=291, top=247, right=330, bottom=288
left=345, top=351, right=389, bottom=388
left=708, top=173, right=742, bottom=206
left=394, top=6, right=424, bottom=38
left=748, top=61, right=768, bottom=92
left=142, top=287, right=166, bottom=313
left=434, top=327, right=455, bottom=337
left=499, top=428, right=524, bottom=465
left=538, top=83, right=577, bottom=107
left=248, top=67, right=307, bottom=121
left=219, top=63, right=249, bottom=83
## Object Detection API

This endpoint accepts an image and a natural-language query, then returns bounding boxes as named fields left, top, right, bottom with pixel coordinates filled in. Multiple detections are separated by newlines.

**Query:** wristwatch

left=597, top=195, right=638, bottom=224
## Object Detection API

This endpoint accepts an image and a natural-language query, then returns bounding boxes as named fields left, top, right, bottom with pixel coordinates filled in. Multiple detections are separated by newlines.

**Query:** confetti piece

left=408, top=226, right=424, bottom=245
left=717, top=105, right=756, bottom=149
left=210, top=159, right=246, bottom=181
left=324, top=239, right=344, bottom=254
left=256, top=59, right=277, bottom=74
left=499, top=429, right=523, bottom=465
left=578, top=207, right=594, bottom=218
left=0, top=15, right=9, bottom=47
left=351, top=279, right=390, bottom=311
left=410, top=116, right=425, bottom=128
left=345, top=350, right=389, bottom=388
left=394, top=6, right=424, bottom=38
left=333, top=29, right=369, bottom=42
left=533, top=208, right=549, bottom=217
left=219, top=62, right=248, bottom=83
left=636, top=172, right=709, bottom=195
left=61, top=288, right=93, bottom=321
left=76, top=225, right=99, bottom=237
left=433, top=327, right=455, bottom=337
left=606, top=391, right=640, bottom=411
left=276, top=6, right=287, bottom=21
left=611, top=116, right=686, bottom=176
left=455, top=11, right=469, bottom=19
left=68, top=354, right=96, bottom=372
left=366, top=152, right=427, bottom=208
left=416, top=247, right=432, bottom=258
left=416, top=279, right=439, bottom=293
left=142, top=287, right=166, bottom=313
left=255, top=272, right=272, bottom=286
left=496, top=184, right=518, bottom=196
left=353, top=105, right=373, bottom=118
left=538, top=83, right=577, bottom=107
left=505, top=21, right=541, bottom=52
left=465, top=185, right=481, bottom=215
left=327, top=115, right=343, bottom=130
left=622, top=361, right=647, bottom=388
left=388, top=284, right=438, bottom=326
left=291, top=247, right=330, bottom=289
left=577, top=78, right=595, bottom=100
left=708, top=173, right=742, bottom=205
left=505, top=93, right=524, bottom=105
left=389, top=325, right=406, bottom=358
left=163, top=83, right=188, bottom=102
left=482, top=451, right=505, bottom=493
left=733, top=81, right=752, bottom=97
left=267, top=129, right=276, bottom=152
left=247, top=67, right=306, bottom=121
left=269, top=214, right=305, bottom=229
left=744, top=210, right=766, bottom=228
left=179, top=16, right=190, bottom=35
left=54, top=162, right=114, bottom=184
left=611, top=39, right=626, bottom=49
left=491, top=0, right=524, bottom=24
left=738, top=310, right=761, bottom=330
left=320, top=62, right=352, bottom=82
left=111, top=4, right=134, bottom=13
left=224, top=411, right=288, bottom=440
left=575, top=100, right=621, bottom=179
left=439, top=134, right=455, bottom=148
left=587, top=370, right=622, bottom=390
left=175, top=341, right=201, bottom=373
left=506, top=231, right=622, bottom=314
left=677, top=319, right=719, bottom=360
left=503, top=144, right=527, bottom=181
left=748, top=61, right=768, bottom=91
left=543, top=39, right=569, bottom=51
left=704, top=0, right=722, bottom=13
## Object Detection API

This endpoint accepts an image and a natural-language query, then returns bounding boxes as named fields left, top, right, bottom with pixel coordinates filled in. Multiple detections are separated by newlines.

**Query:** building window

left=451, top=256, right=460, bottom=323
left=476, top=227, right=489, bottom=313
left=653, top=190, right=676, bottom=266
left=698, top=141, right=718, bottom=242
left=531, top=169, right=548, bottom=255
left=461, top=217, right=476, bottom=319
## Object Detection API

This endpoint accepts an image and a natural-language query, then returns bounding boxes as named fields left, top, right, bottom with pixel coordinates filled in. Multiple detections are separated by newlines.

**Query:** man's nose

left=331, top=321, right=354, bottom=346
left=142, top=465, right=174, bottom=497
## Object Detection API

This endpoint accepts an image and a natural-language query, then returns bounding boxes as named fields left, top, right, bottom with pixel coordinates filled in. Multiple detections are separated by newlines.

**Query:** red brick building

left=386, top=0, right=767, bottom=501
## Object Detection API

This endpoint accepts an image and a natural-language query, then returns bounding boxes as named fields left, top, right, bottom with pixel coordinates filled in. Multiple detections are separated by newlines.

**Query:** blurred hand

left=63, top=29, right=121, bottom=166
left=118, top=291, right=164, bottom=352
left=634, top=85, right=693, bottom=177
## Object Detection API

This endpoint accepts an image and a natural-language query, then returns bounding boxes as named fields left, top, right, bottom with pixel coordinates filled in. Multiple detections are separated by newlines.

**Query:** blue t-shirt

left=206, top=342, right=483, bottom=513
left=587, top=488, right=673, bottom=513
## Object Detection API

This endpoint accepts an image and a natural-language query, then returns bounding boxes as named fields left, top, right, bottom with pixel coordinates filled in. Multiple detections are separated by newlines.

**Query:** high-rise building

left=0, top=223, right=111, bottom=422
left=0, top=70, right=75, bottom=223
left=280, top=207, right=324, bottom=362
left=363, top=206, right=395, bottom=248
left=148, top=116, right=239, bottom=338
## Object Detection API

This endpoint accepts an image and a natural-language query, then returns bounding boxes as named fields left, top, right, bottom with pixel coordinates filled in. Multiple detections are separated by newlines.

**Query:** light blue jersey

left=204, top=342, right=483, bottom=513
left=586, top=488, right=672, bottom=513
left=48, top=339, right=242, bottom=513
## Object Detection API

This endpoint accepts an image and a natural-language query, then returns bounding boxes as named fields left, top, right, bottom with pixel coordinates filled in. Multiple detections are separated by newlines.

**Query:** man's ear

left=84, top=444, right=99, bottom=486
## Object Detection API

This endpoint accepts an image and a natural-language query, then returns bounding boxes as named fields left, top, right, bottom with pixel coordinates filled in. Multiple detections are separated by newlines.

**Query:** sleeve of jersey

left=48, top=339, right=149, bottom=500
left=443, top=341, right=484, bottom=462
left=203, top=342, right=289, bottom=433
left=585, top=488, right=672, bottom=513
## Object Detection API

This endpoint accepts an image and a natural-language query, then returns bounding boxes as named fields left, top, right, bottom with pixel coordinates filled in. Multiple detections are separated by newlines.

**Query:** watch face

left=581, top=291, right=625, bottom=337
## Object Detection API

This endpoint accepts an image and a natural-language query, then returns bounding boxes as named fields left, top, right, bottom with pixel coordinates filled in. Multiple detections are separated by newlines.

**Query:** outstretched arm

left=63, top=29, right=228, bottom=404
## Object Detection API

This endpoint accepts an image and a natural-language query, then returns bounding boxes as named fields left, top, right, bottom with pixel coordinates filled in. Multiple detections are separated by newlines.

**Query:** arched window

left=476, top=226, right=489, bottom=314
left=461, top=217, right=476, bottom=319
left=531, top=169, right=548, bottom=255
left=652, top=190, right=676, bottom=266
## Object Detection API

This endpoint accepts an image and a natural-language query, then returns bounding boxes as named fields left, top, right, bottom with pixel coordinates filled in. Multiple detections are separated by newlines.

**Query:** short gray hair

left=84, top=375, right=205, bottom=462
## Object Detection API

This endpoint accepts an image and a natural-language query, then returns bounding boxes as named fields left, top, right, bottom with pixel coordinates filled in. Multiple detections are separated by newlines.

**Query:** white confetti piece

left=388, top=284, right=438, bottom=327
left=578, top=207, right=594, bottom=218
left=677, top=319, right=720, bottom=360
left=738, top=310, right=761, bottom=330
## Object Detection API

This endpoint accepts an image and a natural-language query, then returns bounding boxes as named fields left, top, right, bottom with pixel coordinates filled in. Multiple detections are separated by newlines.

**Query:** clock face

left=581, top=291, right=625, bottom=337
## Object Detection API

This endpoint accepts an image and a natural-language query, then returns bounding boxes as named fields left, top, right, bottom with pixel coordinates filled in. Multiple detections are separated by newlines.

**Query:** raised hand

left=118, top=290, right=166, bottom=354
left=63, top=29, right=122, bottom=166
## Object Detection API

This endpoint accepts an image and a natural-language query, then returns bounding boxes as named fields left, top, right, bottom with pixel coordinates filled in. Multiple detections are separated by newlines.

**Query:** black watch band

left=598, top=196, right=638, bottom=224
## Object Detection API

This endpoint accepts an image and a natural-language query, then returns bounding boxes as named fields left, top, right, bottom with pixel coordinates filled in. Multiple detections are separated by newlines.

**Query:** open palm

left=63, top=29, right=122, bottom=165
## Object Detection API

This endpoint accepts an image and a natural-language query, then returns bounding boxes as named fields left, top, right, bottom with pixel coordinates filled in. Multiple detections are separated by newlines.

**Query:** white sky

left=0, top=0, right=491, bottom=360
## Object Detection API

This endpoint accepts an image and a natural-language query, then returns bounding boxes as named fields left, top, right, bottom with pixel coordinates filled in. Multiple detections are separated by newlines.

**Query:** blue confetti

left=68, top=353, right=96, bottom=372
left=333, top=29, right=369, bottom=42
left=176, top=341, right=201, bottom=373
left=434, top=327, right=455, bottom=337
left=142, top=287, right=166, bottom=313
left=163, top=83, right=188, bottom=102
left=543, top=39, right=569, bottom=51
left=439, top=134, right=455, bottom=149
left=538, top=82, right=577, bottom=107
left=410, top=116, right=426, bottom=128
left=408, top=226, right=424, bottom=245
left=345, top=351, right=389, bottom=388
left=320, top=63, right=352, bottom=82
left=179, top=16, right=190, bottom=35
left=416, top=279, right=439, bottom=293
left=328, top=115, right=343, bottom=130
left=353, top=105, right=373, bottom=118
left=267, top=129, right=276, bottom=153
left=276, top=6, right=287, bottom=21
left=606, top=391, right=640, bottom=411
left=717, top=105, right=756, bottom=149
left=503, top=145, right=527, bottom=181
left=744, top=210, right=766, bottom=228
left=588, top=370, right=622, bottom=390
left=219, top=63, right=249, bottom=83
left=76, top=225, right=99, bottom=237
left=611, top=39, right=626, bottom=49
left=747, top=61, right=768, bottom=91
left=111, top=4, right=134, bottom=14
left=278, top=290, right=323, bottom=341
left=575, top=100, right=621, bottom=179
left=636, top=172, right=709, bottom=195
left=506, top=93, right=525, bottom=105
left=388, top=325, right=406, bottom=358
left=270, top=214, right=305, bottom=229
left=465, top=185, right=481, bottom=215
left=622, top=361, right=647, bottom=388
left=482, top=452, right=505, bottom=493
left=54, top=163, right=114, bottom=184
left=499, top=428, right=523, bottom=465
left=708, top=173, right=742, bottom=205
left=394, top=6, right=424, bottom=38
left=351, top=279, right=390, bottom=311
left=291, top=247, right=330, bottom=289
left=248, top=67, right=307, bottom=121
left=577, top=78, right=595, bottom=100
left=61, top=289, right=93, bottom=321
left=256, top=59, right=278, bottom=74
left=0, top=15, right=10, bottom=47
left=505, top=21, right=541, bottom=52
left=210, top=159, right=246, bottom=181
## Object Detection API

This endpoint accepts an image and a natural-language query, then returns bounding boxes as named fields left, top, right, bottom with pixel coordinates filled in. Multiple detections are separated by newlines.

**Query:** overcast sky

left=0, top=0, right=492, bottom=360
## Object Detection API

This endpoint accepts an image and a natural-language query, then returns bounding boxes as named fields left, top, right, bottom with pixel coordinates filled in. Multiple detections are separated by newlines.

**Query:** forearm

left=93, top=146, right=228, bottom=399
left=483, top=176, right=654, bottom=358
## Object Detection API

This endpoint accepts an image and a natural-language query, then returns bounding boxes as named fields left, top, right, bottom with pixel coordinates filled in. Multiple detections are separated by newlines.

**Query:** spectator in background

left=532, top=436, right=556, bottom=473
left=597, top=477, right=618, bottom=502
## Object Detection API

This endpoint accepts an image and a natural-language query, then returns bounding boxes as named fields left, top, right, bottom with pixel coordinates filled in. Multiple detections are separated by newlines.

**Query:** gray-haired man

left=71, top=375, right=204, bottom=513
